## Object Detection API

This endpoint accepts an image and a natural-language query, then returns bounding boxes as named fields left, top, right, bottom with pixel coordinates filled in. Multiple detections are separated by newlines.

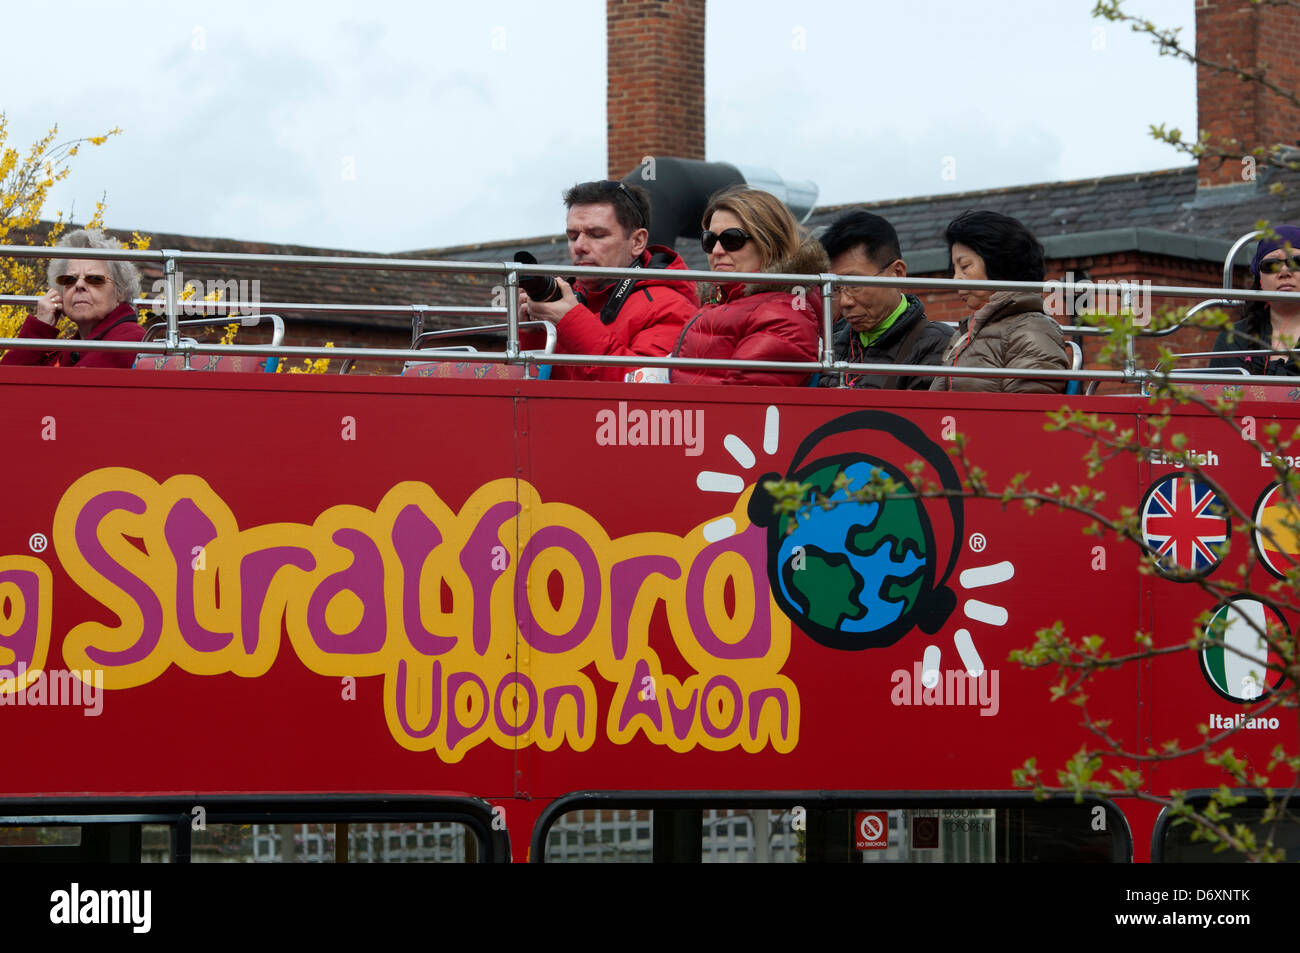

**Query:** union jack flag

left=1141, top=475, right=1228, bottom=575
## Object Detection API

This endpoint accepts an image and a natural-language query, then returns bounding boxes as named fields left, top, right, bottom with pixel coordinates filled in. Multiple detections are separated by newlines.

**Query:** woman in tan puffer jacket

left=930, top=210, right=1068, bottom=394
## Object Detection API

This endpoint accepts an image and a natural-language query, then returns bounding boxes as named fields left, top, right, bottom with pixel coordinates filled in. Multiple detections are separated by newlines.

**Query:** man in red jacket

left=520, top=180, right=699, bottom=382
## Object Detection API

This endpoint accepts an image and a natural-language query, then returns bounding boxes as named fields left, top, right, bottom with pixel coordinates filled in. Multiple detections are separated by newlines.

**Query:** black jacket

left=1210, top=312, right=1300, bottom=376
left=820, top=294, right=954, bottom=390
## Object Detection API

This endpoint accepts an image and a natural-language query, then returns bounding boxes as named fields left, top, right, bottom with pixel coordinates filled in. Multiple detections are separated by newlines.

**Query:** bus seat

left=136, top=314, right=284, bottom=372
left=401, top=360, right=537, bottom=380
left=401, top=320, right=555, bottom=380
left=134, top=352, right=278, bottom=372
left=1064, top=340, right=1084, bottom=395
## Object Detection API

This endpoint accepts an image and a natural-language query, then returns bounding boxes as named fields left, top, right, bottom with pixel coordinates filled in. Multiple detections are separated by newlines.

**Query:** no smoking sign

left=855, top=810, right=888, bottom=850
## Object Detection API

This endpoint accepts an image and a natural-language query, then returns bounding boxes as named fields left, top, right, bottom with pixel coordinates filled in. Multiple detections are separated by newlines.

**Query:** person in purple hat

left=1211, top=225, right=1300, bottom=375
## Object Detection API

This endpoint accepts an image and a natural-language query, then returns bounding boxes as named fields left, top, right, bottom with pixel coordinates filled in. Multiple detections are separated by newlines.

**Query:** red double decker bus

left=0, top=347, right=1294, bottom=863
left=1, top=230, right=1298, bottom=866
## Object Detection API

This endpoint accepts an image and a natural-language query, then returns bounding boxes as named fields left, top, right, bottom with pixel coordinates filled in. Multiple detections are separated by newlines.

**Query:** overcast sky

left=4, top=0, right=1196, bottom=253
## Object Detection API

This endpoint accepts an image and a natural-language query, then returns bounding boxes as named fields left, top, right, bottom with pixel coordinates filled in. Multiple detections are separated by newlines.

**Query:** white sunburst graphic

left=696, top=404, right=782, bottom=542
left=919, top=559, right=1015, bottom=687
left=691, top=405, right=1014, bottom=685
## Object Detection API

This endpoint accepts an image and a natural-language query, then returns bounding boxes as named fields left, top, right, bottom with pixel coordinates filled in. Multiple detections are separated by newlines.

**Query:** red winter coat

left=551, top=245, right=699, bottom=382
left=671, top=238, right=827, bottom=387
left=0, top=302, right=144, bottom=369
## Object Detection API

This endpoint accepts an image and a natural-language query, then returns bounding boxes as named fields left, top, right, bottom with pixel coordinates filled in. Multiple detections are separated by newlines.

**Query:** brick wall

left=607, top=0, right=706, bottom=179
left=1196, top=0, right=1300, bottom=187
left=913, top=251, right=1244, bottom=394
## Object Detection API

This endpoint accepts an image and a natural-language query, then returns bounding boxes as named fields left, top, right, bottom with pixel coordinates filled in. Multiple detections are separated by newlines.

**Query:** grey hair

left=47, top=229, right=141, bottom=304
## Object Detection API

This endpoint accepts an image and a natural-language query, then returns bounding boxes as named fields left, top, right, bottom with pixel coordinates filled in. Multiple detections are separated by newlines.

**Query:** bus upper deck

left=0, top=239, right=1296, bottom=863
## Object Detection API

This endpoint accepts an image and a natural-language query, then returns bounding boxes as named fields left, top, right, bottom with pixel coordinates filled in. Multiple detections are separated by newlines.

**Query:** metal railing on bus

left=1143, top=359, right=1253, bottom=397
left=140, top=313, right=286, bottom=347
left=4, top=241, right=1300, bottom=391
left=337, top=320, right=558, bottom=377
left=1170, top=229, right=1263, bottom=327
left=136, top=314, right=286, bottom=372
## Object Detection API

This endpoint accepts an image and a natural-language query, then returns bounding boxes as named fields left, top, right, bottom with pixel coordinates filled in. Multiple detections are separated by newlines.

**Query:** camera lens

left=514, top=252, right=562, bottom=302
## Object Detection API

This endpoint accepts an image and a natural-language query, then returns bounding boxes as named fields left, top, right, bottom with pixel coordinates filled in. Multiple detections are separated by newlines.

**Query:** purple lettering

left=747, top=687, right=790, bottom=742
left=238, top=547, right=315, bottom=654
left=446, top=671, right=489, bottom=752
left=493, top=672, right=538, bottom=737
left=306, top=529, right=387, bottom=654
left=665, top=683, right=698, bottom=740
left=617, top=658, right=663, bottom=732
left=543, top=684, right=586, bottom=738
left=165, top=498, right=231, bottom=652
left=77, top=491, right=164, bottom=667
left=701, top=675, right=742, bottom=739
left=515, top=526, right=600, bottom=654
left=392, top=504, right=456, bottom=656
left=0, top=569, right=44, bottom=672
left=609, top=555, right=679, bottom=660
left=684, top=525, right=771, bottom=660
left=460, top=501, right=519, bottom=656
left=393, top=659, right=442, bottom=739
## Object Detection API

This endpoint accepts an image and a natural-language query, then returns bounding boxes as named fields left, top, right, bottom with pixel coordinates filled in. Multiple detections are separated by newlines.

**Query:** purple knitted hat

left=1251, top=225, right=1300, bottom=276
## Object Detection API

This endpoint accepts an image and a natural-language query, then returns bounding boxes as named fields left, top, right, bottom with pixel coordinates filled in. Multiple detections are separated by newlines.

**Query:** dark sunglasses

left=55, top=273, right=113, bottom=288
left=701, top=228, right=753, bottom=254
left=1260, top=256, right=1300, bottom=275
left=591, top=180, right=646, bottom=230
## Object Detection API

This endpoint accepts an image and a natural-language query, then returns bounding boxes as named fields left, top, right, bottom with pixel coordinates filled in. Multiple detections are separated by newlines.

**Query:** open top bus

left=0, top=239, right=1296, bottom=863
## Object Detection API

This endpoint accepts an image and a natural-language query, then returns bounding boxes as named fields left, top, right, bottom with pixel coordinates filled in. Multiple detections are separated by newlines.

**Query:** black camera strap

left=598, top=257, right=643, bottom=326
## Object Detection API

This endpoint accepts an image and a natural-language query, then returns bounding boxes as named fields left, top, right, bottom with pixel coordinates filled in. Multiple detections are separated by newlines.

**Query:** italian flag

left=1202, top=599, right=1287, bottom=701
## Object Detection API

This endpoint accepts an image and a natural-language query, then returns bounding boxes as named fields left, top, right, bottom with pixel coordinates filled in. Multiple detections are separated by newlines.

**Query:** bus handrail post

left=163, top=251, right=181, bottom=350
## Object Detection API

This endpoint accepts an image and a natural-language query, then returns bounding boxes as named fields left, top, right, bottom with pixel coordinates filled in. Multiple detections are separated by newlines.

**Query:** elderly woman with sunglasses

left=1, top=229, right=144, bottom=368
left=671, top=187, right=827, bottom=386
left=1210, top=225, right=1300, bottom=376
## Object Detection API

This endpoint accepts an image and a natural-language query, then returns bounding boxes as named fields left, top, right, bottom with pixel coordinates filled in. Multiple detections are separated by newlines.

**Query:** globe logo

left=775, top=456, right=929, bottom=638
left=749, top=411, right=962, bottom=652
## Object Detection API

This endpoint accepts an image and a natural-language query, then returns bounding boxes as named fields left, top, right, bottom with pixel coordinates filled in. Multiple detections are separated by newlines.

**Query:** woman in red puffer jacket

left=672, top=187, right=826, bottom=386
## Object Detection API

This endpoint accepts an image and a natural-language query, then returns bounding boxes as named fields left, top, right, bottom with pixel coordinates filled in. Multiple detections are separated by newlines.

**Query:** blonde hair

left=702, top=187, right=801, bottom=271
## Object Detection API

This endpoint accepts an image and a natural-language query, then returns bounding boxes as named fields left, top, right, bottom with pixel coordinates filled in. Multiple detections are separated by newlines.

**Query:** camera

left=513, top=251, right=563, bottom=302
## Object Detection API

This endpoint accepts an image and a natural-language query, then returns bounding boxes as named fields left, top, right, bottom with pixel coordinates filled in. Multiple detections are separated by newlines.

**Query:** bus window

left=141, top=825, right=172, bottom=862
left=189, top=821, right=478, bottom=863
left=0, top=825, right=81, bottom=848
left=544, top=809, right=654, bottom=863
left=0, top=797, right=506, bottom=863
left=852, top=807, right=1115, bottom=863
left=537, top=797, right=1129, bottom=863
left=0, top=823, right=139, bottom=862
left=1158, top=802, right=1300, bottom=862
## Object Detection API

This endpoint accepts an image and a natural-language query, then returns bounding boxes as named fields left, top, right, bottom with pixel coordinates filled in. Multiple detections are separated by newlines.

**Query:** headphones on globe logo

left=747, top=410, right=964, bottom=651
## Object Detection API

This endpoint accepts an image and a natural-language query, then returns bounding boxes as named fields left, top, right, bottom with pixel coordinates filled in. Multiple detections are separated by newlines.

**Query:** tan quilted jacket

left=930, top=291, right=1068, bottom=393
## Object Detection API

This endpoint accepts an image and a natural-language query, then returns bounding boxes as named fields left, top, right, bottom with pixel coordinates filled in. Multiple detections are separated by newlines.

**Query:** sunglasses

left=591, top=180, right=647, bottom=230
left=701, top=228, right=753, bottom=254
left=55, top=273, right=113, bottom=288
left=1260, top=256, right=1300, bottom=275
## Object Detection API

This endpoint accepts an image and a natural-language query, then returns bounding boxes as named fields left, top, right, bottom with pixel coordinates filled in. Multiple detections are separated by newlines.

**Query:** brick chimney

left=606, top=0, right=706, bottom=180
left=1197, top=0, right=1300, bottom=187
